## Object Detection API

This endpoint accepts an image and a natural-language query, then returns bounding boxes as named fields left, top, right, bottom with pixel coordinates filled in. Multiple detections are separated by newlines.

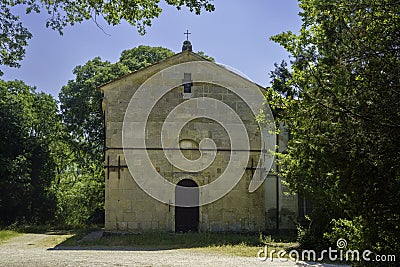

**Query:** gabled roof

left=98, top=49, right=266, bottom=92
left=99, top=50, right=207, bottom=92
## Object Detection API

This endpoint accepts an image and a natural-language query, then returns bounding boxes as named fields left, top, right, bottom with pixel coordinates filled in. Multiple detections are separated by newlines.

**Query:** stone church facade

left=100, top=41, right=299, bottom=233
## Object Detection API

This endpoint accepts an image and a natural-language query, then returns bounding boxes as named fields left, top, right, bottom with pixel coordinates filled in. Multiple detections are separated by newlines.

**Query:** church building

left=100, top=39, right=299, bottom=233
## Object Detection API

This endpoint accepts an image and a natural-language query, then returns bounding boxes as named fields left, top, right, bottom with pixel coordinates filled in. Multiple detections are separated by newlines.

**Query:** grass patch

left=0, top=230, right=21, bottom=244
left=192, top=243, right=294, bottom=257
left=33, top=233, right=75, bottom=248
left=0, top=224, right=100, bottom=248
left=59, top=231, right=298, bottom=258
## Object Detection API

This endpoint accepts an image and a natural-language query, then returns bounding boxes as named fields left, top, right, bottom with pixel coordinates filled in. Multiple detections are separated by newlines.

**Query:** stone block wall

left=102, top=51, right=298, bottom=232
left=102, top=52, right=267, bottom=232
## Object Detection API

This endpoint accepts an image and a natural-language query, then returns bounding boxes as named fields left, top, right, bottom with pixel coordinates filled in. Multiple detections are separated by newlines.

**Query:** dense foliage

left=268, top=0, right=400, bottom=264
left=0, top=80, right=60, bottom=225
left=0, top=0, right=214, bottom=72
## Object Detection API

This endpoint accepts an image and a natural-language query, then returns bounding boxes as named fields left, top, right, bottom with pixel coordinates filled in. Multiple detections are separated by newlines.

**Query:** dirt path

left=0, top=233, right=348, bottom=267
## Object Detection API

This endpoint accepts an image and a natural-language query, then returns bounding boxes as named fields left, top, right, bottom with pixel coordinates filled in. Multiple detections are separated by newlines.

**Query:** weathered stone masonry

left=100, top=49, right=298, bottom=233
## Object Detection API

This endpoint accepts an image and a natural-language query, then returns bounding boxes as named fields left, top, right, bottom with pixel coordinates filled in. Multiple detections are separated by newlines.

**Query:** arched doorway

left=175, top=179, right=199, bottom=233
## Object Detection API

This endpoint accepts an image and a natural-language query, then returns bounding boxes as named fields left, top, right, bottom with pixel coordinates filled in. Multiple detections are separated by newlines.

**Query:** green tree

left=0, top=80, right=61, bottom=225
left=0, top=3, right=31, bottom=74
left=119, top=45, right=175, bottom=70
left=59, top=58, right=129, bottom=164
left=56, top=58, right=129, bottom=225
left=196, top=51, right=215, bottom=62
left=0, top=0, right=214, bottom=72
left=269, top=0, right=400, bottom=262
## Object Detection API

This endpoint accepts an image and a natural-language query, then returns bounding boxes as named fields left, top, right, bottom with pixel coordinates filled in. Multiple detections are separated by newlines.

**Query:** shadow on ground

left=50, top=229, right=297, bottom=252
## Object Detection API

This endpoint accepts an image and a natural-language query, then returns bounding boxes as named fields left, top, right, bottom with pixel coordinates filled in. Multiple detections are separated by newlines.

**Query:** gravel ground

left=0, top=233, right=349, bottom=267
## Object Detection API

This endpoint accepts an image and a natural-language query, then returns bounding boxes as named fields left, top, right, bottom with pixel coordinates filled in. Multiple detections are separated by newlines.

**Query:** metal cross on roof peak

left=184, top=30, right=191, bottom=41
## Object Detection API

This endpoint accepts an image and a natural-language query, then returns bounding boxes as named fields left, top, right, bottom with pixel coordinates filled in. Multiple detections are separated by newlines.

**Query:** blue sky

left=2, top=1, right=302, bottom=98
